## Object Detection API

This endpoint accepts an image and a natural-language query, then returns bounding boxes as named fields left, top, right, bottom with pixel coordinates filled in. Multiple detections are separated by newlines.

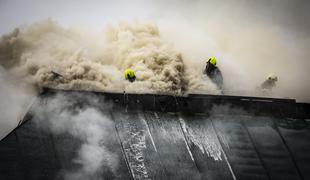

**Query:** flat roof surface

left=1, top=90, right=310, bottom=180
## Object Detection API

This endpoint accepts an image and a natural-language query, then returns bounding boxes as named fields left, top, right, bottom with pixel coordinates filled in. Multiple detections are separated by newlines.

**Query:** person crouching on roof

left=261, top=74, right=278, bottom=91
left=124, top=68, right=136, bottom=82
left=203, top=56, right=223, bottom=90
left=256, top=73, right=278, bottom=96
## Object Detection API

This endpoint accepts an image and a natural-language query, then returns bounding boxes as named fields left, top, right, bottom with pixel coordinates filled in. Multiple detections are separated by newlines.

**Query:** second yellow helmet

left=207, top=57, right=217, bottom=66
left=124, top=68, right=135, bottom=79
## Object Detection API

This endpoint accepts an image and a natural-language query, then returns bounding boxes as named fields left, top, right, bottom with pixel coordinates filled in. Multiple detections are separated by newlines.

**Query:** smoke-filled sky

left=0, top=0, right=153, bottom=34
left=0, top=0, right=309, bottom=108
left=1, top=0, right=309, bottom=99
left=1, top=0, right=310, bottom=35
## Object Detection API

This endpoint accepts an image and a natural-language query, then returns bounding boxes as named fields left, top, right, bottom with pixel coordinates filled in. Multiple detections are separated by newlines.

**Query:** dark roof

left=1, top=89, right=310, bottom=180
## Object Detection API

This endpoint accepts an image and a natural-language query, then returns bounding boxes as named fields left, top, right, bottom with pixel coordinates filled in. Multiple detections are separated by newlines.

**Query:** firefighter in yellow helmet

left=203, top=56, right=223, bottom=89
left=261, top=74, right=278, bottom=90
left=124, top=68, right=136, bottom=82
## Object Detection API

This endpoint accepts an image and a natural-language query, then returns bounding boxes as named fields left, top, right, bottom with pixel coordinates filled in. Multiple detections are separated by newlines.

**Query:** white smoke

left=1, top=14, right=309, bottom=101
left=32, top=93, right=118, bottom=180
left=155, top=0, right=310, bottom=101
left=0, top=66, right=35, bottom=140
left=0, top=19, right=219, bottom=96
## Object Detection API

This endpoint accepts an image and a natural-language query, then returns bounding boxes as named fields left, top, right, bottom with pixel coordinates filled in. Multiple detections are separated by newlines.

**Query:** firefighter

left=261, top=74, right=278, bottom=90
left=124, top=68, right=136, bottom=82
left=203, top=56, right=223, bottom=89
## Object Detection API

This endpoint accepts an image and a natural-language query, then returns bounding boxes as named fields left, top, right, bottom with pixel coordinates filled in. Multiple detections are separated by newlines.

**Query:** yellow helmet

left=124, top=68, right=135, bottom=79
left=207, top=56, right=217, bottom=66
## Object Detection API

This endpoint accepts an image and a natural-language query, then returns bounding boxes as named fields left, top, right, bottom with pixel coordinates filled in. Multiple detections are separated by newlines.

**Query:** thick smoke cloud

left=154, top=0, right=310, bottom=101
left=0, top=20, right=218, bottom=95
left=1, top=0, right=309, bottom=101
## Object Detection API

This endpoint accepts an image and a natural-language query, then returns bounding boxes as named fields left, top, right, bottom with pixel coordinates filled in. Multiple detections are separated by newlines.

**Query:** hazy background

left=1, top=0, right=309, bottom=99
left=1, top=0, right=310, bottom=35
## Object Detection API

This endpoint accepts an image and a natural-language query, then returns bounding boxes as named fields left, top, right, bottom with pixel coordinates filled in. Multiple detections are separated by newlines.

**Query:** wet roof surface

left=1, top=89, right=310, bottom=180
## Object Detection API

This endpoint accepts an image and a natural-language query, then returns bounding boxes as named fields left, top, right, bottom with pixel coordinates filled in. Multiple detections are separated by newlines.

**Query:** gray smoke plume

left=0, top=66, right=35, bottom=140
left=32, top=93, right=118, bottom=180
left=0, top=20, right=219, bottom=95
left=1, top=0, right=310, bottom=101
left=155, top=0, right=310, bottom=101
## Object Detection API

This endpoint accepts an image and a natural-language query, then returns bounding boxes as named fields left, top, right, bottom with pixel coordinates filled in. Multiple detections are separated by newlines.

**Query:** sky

left=0, top=0, right=310, bottom=36
left=0, top=0, right=155, bottom=34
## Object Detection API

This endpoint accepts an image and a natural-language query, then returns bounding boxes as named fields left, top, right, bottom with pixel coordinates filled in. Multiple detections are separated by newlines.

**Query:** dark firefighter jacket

left=204, top=62, right=223, bottom=89
left=127, top=75, right=136, bottom=83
